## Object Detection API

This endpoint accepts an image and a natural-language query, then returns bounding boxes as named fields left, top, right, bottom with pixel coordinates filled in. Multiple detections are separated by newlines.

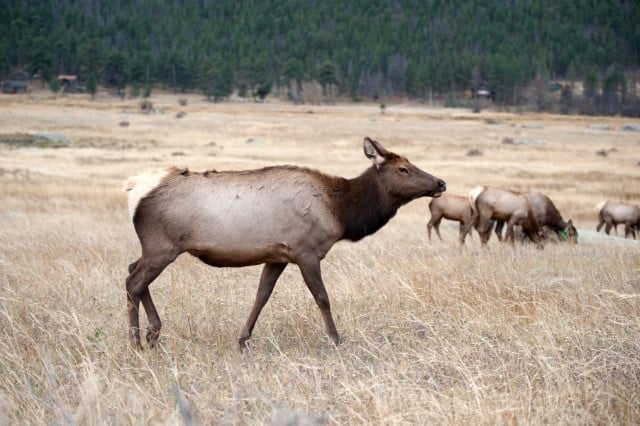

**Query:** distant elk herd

left=428, top=189, right=638, bottom=246
left=123, top=137, right=638, bottom=349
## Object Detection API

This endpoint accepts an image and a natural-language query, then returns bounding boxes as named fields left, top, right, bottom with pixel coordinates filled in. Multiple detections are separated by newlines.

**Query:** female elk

left=427, top=193, right=474, bottom=244
left=124, top=137, right=446, bottom=349
left=494, top=192, right=578, bottom=244
left=596, top=200, right=640, bottom=239
left=469, top=185, right=542, bottom=248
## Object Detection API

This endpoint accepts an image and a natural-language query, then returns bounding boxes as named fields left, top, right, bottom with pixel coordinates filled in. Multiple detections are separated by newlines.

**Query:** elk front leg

left=505, top=219, right=518, bottom=244
left=239, top=263, right=287, bottom=348
left=494, top=221, right=505, bottom=241
left=625, top=223, right=636, bottom=239
left=298, top=256, right=340, bottom=345
left=604, top=222, right=613, bottom=235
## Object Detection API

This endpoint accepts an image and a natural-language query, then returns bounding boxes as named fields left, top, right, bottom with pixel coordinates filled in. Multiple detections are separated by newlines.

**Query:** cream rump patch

left=468, top=185, right=486, bottom=208
left=123, top=168, right=172, bottom=219
left=594, top=200, right=607, bottom=214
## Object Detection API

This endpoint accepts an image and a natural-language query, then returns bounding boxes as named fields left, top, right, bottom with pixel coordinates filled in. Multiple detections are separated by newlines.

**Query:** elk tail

left=468, top=186, right=485, bottom=215
left=123, top=168, right=174, bottom=220
left=467, top=185, right=485, bottom=229
left=595, top=200, right=607, bottom=216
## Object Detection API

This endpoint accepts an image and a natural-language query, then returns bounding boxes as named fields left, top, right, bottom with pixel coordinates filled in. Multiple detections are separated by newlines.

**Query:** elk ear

left=363, top=137, right=387, bottom=168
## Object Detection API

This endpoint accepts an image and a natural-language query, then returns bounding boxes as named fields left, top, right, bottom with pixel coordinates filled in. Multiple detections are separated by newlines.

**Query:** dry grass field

left=0, top=90, right=639, bottom=424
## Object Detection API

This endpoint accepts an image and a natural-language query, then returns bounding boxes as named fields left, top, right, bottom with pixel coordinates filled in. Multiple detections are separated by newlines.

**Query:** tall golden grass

left=0, top=92, right=639, bottom=424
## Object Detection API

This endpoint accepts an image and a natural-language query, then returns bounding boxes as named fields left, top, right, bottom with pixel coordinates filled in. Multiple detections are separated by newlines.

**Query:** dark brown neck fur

left=330, top=167, right=404, bottom=241
left=544, top=203, right=567, bottom=232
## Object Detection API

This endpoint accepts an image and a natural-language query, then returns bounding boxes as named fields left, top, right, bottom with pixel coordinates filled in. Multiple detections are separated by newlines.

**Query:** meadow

left=0, top=91, right=639, bottom=424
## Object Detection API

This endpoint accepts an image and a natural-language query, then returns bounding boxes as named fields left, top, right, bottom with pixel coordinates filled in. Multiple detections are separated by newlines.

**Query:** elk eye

left=398, top=166, right=409, bottom=175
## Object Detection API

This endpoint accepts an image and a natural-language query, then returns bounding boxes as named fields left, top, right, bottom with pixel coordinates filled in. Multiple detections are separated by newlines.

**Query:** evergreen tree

left=28, top=36, right=55, bottom=80
left=581, top=66, right=599, bottom=115
left=560, top=84, right=573, bottom=114
left=103, top=49, right=127, bottom=95
left=86, top=73, right=97, bottom=98
left=201, top=61, right=234, bottom=102
left=49, top=78, right=61, bottom=97
left=283, top=57, right=304, bottom=95
left=255, top=82, right=272, bottom=102
left=0, top=0, right=637, bottom=112
left=602, top=64, right=626, bottom=115
left=319, top=60, right=337, bottom=96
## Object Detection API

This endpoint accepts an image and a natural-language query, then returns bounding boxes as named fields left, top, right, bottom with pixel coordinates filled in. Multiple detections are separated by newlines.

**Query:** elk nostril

left=438, top=180, right=447, bottom=191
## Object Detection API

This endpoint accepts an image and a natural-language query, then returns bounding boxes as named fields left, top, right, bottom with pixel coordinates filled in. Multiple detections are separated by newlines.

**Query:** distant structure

left=2, top=72, right=29, bottom=93
left=476, top=88, right=491, bottom=98
left=57, top=74, right=84, bottom=92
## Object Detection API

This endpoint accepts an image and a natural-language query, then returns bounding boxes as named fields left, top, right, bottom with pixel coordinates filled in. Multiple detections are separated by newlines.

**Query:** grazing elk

left=469, top=186, right=542, bottom=248
left=494, top=192, right=578, bottom=244
left=427, top=193, right=474, bottom=244
left=596, top=200, right=640, bottom=239
left=124, top=137, right=446, bottom=349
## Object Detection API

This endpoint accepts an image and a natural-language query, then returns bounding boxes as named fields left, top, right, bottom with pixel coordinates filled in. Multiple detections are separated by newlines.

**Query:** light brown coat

left=494, top=191, right=578, bottom=244
left=427, top=193, right=474, bottom=244
left=596, top=200, right=640, bottom=239
left=124, top=137, right=446, bottom=349
left=469, top=186, right=542, bottom=247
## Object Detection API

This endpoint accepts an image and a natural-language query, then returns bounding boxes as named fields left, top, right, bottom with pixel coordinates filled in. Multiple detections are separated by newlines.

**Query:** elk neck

left=330, top=166, right=403, bottom=242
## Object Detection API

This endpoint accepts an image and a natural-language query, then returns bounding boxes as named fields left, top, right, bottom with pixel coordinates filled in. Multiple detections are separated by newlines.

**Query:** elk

left=427, top=193, right=474, bottom=244
left=124, top=137, right=446, bottom=349
left=493, top=192, right=578, bottom=244
left=595, top=200, right=640, bottom=239
left=469, top=186, right=542, bottom=248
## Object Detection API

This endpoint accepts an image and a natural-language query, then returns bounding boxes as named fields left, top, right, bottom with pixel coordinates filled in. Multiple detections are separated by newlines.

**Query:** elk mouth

left=412, top=179, right=446, bottom=199
left=415, top=189, right=444, bottom=199
left=427, top=180, right=446, bottom=198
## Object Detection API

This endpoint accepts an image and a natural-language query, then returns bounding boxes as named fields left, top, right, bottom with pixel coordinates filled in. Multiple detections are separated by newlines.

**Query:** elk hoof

left=146, top=328, right=160, bottom=347
left=238, top=336, right=250, bottom=351
left=130, top=328, right=143, bottom=350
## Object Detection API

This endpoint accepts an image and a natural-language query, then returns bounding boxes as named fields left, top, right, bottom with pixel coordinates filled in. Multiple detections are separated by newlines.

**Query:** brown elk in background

left=596, top=200, right=640, bottom=239
left=123, top=137, right=446, bottom=349
left=469, top=186, right=542, bottom=248
left=427, top=194, right=475, bottom=244
left=494, top=191, right=578, bottom=244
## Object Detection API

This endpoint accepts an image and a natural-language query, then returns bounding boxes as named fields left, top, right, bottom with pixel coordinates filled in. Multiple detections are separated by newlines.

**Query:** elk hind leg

left=459, top=220, right=473, bottom=244
left=476, top=217, right=493, bottom=245
left=427, top=215, right=442, bottom=241
left=457, top=223, right=465, bottom=244
left=126, top=250, right=178, bottom=348
left=128, top=258, right=140, bottom=274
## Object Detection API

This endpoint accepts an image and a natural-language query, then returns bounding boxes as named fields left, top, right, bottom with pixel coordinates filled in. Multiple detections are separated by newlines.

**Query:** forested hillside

left=1, top=0, right=638, bottom=112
